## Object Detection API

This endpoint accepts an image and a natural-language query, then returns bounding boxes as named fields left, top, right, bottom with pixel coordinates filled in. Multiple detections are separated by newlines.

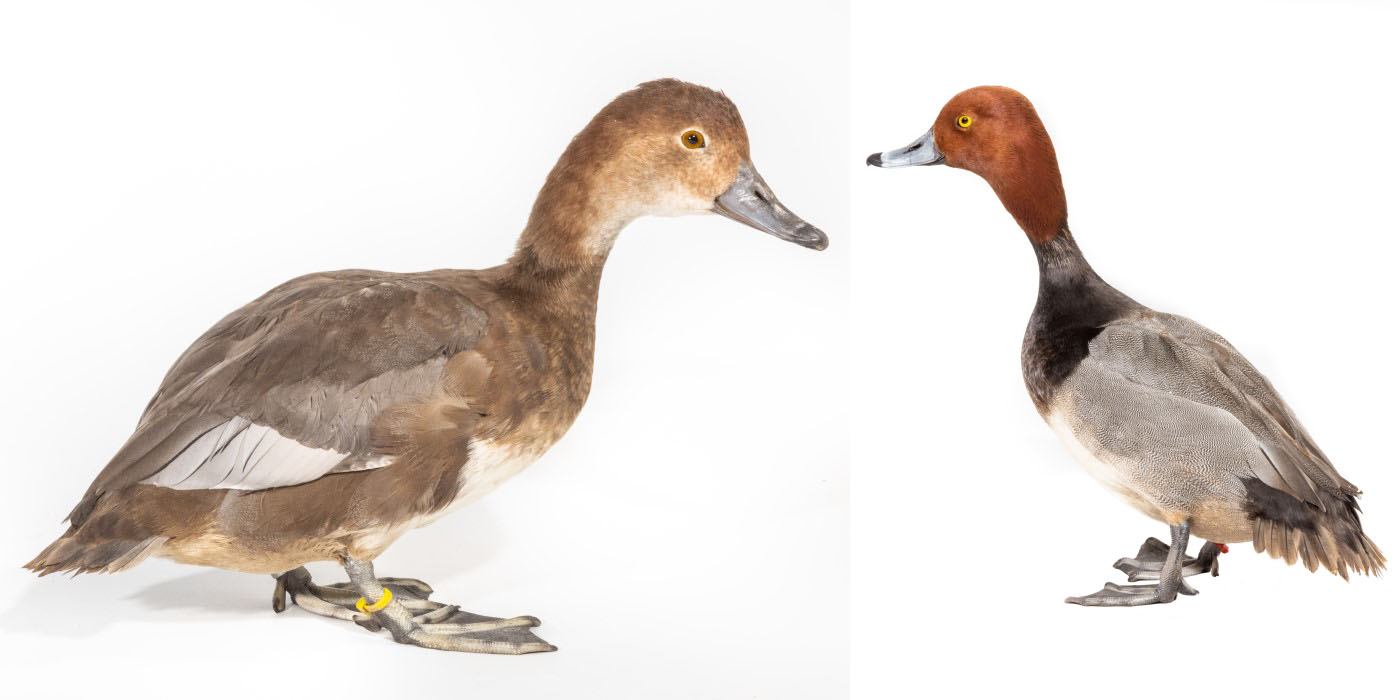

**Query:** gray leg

left=272, top=559, right=556, bottom=654
left=1066, top=522, right=1198, bottom=607
left=273, top=567, right=365, bottom=623
left=1114, top=538, right=1222, bottom=581
left=1193, top=541, right=1223, bottom=574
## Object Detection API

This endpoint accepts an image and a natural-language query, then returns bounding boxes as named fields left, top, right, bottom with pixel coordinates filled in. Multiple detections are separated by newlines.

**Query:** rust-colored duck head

left=867, top=86, right=1067, bottom=243
left=517, top=79, right=827, bottom=269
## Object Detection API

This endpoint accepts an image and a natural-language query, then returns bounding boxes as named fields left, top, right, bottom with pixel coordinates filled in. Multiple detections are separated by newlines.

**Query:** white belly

left=344, top=438, right=553, bottom=556
left=1044, top=407, right=1169, bottom=523
left=410, top=439, right=546, bottom=529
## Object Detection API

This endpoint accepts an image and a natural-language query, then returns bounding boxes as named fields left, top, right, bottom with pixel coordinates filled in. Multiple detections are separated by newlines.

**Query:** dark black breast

left=1021, top=231, right=1140, bottom=413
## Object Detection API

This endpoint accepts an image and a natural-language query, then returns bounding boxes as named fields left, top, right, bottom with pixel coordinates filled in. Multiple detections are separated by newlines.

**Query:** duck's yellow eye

left=681, top=130, right=705, bottom=149
left=957, top=115, right=972, bottom=128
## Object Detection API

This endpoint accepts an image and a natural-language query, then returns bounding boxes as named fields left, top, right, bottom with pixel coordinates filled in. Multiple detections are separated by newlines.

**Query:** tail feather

left=1245, top=477, right=1385, bottom=580
left=25, top=533, right=168, bottom=577
left=1281, top=524, right=1299, bottom=566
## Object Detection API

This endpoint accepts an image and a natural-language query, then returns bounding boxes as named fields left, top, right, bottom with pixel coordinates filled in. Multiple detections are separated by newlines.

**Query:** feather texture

left=78, top=273, right=487, bottom=506
left=140, top=417, right=355, bottom=491
left=1087, top=312, right=1356, bottom=508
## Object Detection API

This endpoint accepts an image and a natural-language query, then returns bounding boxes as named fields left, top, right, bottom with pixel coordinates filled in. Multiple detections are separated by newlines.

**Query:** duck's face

left=866, top=86, right=1067, bottom=239
left=584, top=80, right=827, bottom=250
left=866, top=86, right=1056, bottom=184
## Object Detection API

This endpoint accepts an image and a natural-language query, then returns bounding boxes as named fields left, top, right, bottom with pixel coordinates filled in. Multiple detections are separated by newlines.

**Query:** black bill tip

left=865, top=152, right=883, bottom=167
left=792, top=223, right=829, bottom=251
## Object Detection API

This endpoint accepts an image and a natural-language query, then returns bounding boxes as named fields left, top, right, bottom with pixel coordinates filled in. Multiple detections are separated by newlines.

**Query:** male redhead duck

left=27, top=78, right=827, bottom=650
left=869, top=86, right=1382, bottom=606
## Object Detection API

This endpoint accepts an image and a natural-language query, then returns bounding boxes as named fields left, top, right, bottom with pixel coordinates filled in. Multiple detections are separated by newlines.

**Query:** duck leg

left=1113, top=538, right=1222, bottom=581
left=1066, top=522, right=1198, bottom=606
left=271, top=559, right=555, bottom=654
left=271, top=567, right=436, bottom=626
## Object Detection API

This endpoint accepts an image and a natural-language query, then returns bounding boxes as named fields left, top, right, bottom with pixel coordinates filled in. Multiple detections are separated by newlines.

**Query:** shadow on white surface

left=0, top=569, right=260, bottom=639
left=1, top=503, right=504, bottom=639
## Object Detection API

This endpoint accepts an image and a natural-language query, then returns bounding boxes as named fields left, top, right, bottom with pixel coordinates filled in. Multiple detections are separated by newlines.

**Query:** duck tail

left=1243, top=478, right=1385, bottom=580
left=24, top=529, right=168, bottom=577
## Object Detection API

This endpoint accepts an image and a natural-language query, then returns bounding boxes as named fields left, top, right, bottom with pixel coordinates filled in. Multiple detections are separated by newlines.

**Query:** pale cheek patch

left=646, top=183, right=715, bottom=218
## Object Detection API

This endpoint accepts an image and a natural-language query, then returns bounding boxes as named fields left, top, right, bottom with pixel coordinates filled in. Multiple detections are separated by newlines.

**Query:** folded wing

left=1088, top=311, right=1357, bottom=509
left=74, top=270, right=489, bottom=517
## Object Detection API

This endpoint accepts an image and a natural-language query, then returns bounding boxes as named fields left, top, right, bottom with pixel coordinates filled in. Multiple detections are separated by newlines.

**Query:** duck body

left=27, top=79, right=827, bottom=651
left=1022, top=232, right=1367, bottom=553
left=870, top=84, right=1381, bottom=604
left=38, top=262, right=600, bottom=576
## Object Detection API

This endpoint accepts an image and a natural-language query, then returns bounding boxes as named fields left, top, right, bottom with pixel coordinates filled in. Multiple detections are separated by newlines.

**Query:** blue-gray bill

left=866, top=130, right=945, bottom=168
left=713, top=161, right=828, bottom=251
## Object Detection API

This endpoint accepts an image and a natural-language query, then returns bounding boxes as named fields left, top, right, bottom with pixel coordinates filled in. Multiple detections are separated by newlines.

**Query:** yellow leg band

left=355, top=587, right=393, bottom=614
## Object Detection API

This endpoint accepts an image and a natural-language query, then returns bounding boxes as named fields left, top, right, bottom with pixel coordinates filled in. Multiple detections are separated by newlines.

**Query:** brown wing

left=78, top=269, right=489, bottom=505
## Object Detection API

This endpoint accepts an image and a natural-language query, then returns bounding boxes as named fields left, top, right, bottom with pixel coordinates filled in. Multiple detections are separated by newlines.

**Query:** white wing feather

left=140, top=417, right=374, bottom=491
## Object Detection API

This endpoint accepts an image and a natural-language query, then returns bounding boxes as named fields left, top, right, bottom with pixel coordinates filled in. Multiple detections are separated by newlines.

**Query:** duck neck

left=983, top=152, right=1106, bottom=298
left=1022, top=227, right=1137, bottom=413
left=1030, top=226, right=1136, bottom=317
left=981, top=132, right=1068, bottom=248
left=1032, top=227, right=1099, bottom=291
left=502, top=161, right=633, bottom=316
left=502, top=243, right=608, bottom=320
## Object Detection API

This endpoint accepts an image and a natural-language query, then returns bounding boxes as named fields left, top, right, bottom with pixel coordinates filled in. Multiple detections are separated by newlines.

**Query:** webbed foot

left=1065, top=579, right=1196, bottom=606
left=272, top=565, right=555, bottom=654
left=1113, top=538, right=1223, bottom=581
left=1067, top=522, right=1199, bottom=607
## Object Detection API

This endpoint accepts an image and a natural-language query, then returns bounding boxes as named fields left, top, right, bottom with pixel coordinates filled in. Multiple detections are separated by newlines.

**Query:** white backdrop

left=852, top=1, right=1398, bottom=697
left=6, top=1, right=1399, bottom=697
left=0, top=1, right=848, bottom=697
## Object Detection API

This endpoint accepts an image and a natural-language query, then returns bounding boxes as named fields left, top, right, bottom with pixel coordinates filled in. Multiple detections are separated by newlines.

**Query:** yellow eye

left=957, top=115, right=972, bottom=128
left=681, top=130, right=705, bottom=149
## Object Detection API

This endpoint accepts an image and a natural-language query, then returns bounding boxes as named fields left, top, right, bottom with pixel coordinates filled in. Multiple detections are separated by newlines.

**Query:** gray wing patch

left=140, top=416, right=374, bottom=491
left=1088, top=312, right=1353, bottom=508
left=1054, top=356, right=1262, bottom=507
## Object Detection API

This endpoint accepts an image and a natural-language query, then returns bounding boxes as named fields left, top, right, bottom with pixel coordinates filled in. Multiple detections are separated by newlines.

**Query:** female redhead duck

left=27, top=78, right=827, bottom=651
left=869, top=86, right=1382, bottom=606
